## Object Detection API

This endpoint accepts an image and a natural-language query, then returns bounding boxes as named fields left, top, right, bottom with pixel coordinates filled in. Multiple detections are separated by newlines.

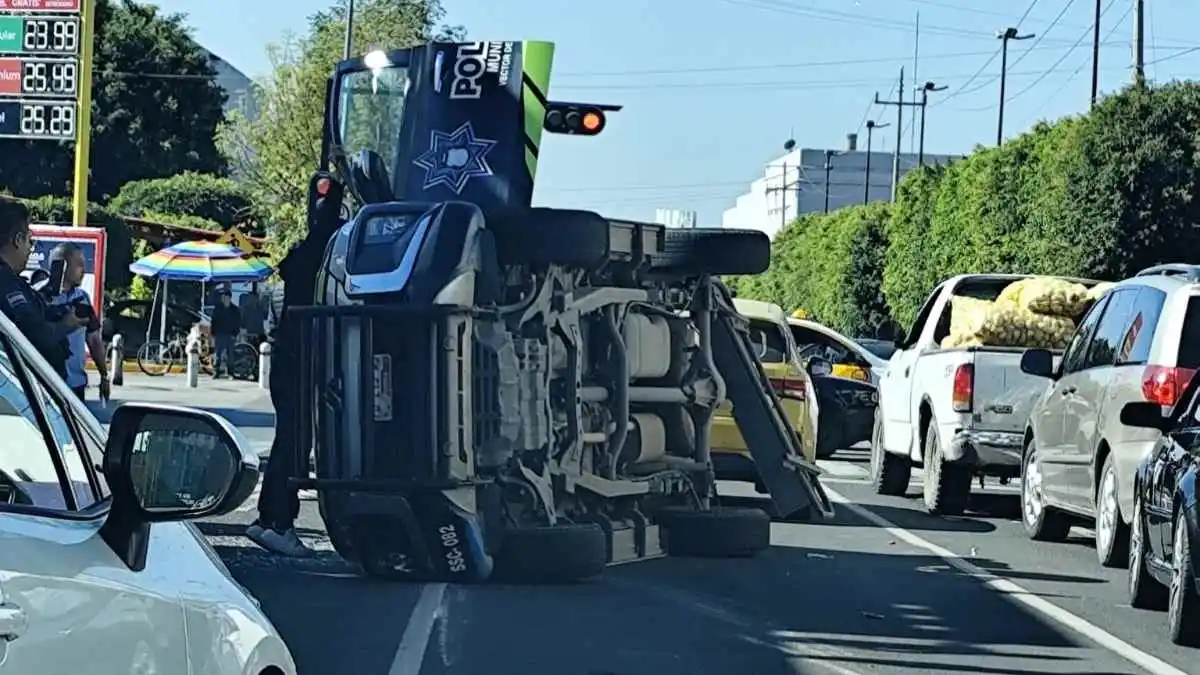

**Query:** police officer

left=246, top=179, right=346, bottom=557
left=0, top=201, right=82, bottom=379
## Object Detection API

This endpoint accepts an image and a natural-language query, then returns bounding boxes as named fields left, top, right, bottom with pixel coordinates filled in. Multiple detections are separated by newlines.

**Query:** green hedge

left=109, top=172, right=252, bottom=229
left=737, top=81, right=1200, bottom=334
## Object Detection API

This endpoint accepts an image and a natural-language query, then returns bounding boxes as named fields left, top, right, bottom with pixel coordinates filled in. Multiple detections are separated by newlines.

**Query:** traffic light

left=543, top=103, right=614, bottom=135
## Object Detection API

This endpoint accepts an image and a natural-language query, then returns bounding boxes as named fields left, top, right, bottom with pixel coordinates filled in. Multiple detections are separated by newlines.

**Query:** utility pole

left=765, top=139, right=798, bottom=231
left=874, top=68, right=921, bottom=201
left=1090, top=0, right=1101, bottom=105
left=1133, top=0, right=1145, bottom=85
left=916, top=81, right=946, bottom=166
left=997, top=27, right=1035, bottom=146
left=343, top=0, right=356, bottom=59
left=864, top=120, right=889, bottom=205
left=823, top=150, right=841, bottom=214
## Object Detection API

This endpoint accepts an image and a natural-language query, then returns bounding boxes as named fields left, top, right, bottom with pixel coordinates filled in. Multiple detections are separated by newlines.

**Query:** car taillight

left=768, top=377, right=806, bottom=400
left=1141, top=366, right=1196, bottom=406
left=952, top=364, right=973, bottom=412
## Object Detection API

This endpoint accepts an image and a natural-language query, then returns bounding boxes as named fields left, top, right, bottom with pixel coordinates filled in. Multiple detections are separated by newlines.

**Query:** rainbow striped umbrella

left=128, top=240, right=272, bottom=281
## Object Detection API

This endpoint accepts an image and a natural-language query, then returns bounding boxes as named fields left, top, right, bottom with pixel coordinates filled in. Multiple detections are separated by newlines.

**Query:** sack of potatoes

left=997, top=276, right=1090, bottom=318
left=946, top=295, right=1075, bottom=349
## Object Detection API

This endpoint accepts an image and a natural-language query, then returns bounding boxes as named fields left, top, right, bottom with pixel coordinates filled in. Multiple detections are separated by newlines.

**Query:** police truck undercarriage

left=291, top=40, right=832, bottom=582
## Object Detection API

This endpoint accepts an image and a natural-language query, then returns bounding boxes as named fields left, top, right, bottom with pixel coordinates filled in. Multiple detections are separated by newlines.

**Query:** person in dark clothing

left=0, top=202, right=82, bottom=379
left=209, top=291, right=241, bottom=378
left=247, top=180, right=346, bottom=557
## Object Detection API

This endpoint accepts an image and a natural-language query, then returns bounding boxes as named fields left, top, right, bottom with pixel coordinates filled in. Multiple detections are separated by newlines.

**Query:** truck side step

left=709, top=295, right=835, bottom=519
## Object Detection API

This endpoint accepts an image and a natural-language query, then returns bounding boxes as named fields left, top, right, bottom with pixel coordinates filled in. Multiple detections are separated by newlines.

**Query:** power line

left=710, top=0, right=1157, bottom=47
left=1145, top=45, right=1200, bottom=66
left=1007, top=0, right=1079, bottom=72
left=1027, top=0, right=1132, bottom=118
left=930, top=0, right=1043, bottom=108
left=557, top=50, right=997, bottom=77
left=970, top=0, right=1118, bottom=110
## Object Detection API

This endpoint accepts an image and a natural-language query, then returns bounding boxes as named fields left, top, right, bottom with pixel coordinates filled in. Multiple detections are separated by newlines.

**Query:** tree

left=218, top=0, right=462, bottom=257
left=0, top=0, right=228, bottom=201
left=110, top=172, right=252, bottom=228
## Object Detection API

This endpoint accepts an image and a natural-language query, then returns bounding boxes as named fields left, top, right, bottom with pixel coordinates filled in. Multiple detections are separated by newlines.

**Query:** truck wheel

left=491, top=524, right=608, bottom=583
left=870, top=412, right=910, bottom=496
left=1021, top=439, right=1072, bottom=542
left=659, top=506, right=771, bottom=557
left=653, top=228, right=770, bottom=276
left=922, top=424, right=971, bottom=516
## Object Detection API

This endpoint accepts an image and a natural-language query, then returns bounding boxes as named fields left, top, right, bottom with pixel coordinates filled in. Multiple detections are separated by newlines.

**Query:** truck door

left=881, top=285, right=942, bottom=454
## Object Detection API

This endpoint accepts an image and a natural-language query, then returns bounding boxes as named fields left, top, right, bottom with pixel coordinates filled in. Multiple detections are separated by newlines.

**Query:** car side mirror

left=807, top=356, right=833, bottom=377
left=1120, top=401, right=1169, bottom=431
left=100, top=403, right=260, bottom=571
left=1020, top=348, right=1057, bottom=379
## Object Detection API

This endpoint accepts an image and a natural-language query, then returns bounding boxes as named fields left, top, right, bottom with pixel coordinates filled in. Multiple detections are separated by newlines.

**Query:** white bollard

left=258, top=342, right=271, bottom=389
left=108, top=334, right=123, bottom=387
left=186, top=340, right=200, bottom=388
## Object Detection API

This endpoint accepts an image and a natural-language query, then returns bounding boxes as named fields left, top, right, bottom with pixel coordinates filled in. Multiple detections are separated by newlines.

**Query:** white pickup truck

left=871, top=273, right=1096, bottom=516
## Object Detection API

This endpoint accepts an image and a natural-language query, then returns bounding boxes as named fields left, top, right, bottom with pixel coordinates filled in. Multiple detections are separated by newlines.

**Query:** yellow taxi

left=710, top=299, right=816, bottom=486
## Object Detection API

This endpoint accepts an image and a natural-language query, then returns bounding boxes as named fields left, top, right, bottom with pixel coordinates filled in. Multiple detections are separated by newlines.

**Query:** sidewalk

left=87, top=372, right=274, bottom=426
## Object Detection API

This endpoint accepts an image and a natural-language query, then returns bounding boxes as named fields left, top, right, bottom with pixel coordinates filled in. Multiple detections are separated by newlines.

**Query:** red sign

left=0, top=0, right=80, bottom=11
left=0, top=58, right=17, bottom=96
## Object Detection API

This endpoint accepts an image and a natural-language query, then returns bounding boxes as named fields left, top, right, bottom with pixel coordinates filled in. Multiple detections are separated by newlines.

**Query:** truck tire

left=491, top=524, right=608, bottom=583
left=1021, top=439, right=1072, bottom=541
left=653, top=228, right=770, bottom=276
left=491, top=208, right=614, bottom=268
left=922, top=424, right=971, bottom=516
left=870, top=412, right=910, bottom=496
left=659, top=506, right=771, bottom=557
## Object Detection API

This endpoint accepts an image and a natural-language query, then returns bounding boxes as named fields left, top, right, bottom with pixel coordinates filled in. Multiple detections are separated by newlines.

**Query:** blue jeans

left=213, top=334, right=235, bottom=375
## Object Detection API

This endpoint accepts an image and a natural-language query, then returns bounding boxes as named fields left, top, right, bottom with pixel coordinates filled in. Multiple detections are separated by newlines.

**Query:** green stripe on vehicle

left=521, top=41, right=555, bottom=178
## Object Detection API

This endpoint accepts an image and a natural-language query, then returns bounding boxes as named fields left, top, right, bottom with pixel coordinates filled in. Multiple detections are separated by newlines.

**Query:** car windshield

left=857, top=338, right=897, bottom=360
left=336, top=62, right=410, bottom=195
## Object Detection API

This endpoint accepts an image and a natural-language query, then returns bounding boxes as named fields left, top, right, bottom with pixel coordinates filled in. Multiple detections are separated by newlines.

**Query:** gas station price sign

left=0, top=0, right=79, bottom=140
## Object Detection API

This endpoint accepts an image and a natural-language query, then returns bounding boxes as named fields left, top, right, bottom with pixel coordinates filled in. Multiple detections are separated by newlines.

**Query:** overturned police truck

left=288, top=40, right=832, bottom=582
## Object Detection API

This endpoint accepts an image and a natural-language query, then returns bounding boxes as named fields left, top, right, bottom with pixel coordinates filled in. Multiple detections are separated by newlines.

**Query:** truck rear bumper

left=946, top=429, right=1024, bottom=472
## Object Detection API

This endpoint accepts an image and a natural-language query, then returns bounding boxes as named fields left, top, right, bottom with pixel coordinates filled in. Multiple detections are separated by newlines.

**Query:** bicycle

left=137, top=333, right=259, bottom=379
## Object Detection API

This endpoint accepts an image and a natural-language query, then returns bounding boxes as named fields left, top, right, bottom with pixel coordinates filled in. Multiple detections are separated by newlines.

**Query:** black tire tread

left=654, top=228, right=770, bottom=276
left=871, top=414, right=911, bottom=496
left=924, top=425, right=971, bottom=516
left=659, top=506, right=771, bottom=557
left=491, top=523, right=608, bottom=583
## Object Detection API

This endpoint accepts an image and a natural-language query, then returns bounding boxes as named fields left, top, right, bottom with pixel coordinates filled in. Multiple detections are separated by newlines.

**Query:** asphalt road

left=193, top=441, right=1199, bottom=675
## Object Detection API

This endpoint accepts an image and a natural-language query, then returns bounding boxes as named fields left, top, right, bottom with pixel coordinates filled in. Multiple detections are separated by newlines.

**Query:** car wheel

left=1022, top=439, right=1072, bottom=541
left=659, top=506, right=771, bottom=557
left=1168, top=513, right=1200, bottom=645
left=870, top=412, right=910, bottom=496
left=1129, top=494, right=1168, bottom=610
left=1095, top=454, right=1131, bottom=568
left=922, top=423, right=970, bottom=516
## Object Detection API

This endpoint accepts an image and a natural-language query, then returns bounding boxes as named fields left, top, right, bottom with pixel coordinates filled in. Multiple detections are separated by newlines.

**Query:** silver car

left=1020, top=265, right=1200, bottom=569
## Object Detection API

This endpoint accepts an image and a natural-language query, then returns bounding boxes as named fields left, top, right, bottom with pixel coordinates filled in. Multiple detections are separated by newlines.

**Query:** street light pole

left=1090, top=0, right=1101, bottom=105
left=343, top=0, right=356, bottom=59
left=997, top=27, right=1035, bottom=146
left=916, top=81, right=946, bottom=166
left=823, top=150, right=841, bottom=214
left=864, top=120, right=889, bottom=205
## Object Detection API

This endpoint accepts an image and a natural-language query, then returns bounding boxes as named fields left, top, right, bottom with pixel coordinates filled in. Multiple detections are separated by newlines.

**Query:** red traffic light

left=544, top=105, right=606, bottom=135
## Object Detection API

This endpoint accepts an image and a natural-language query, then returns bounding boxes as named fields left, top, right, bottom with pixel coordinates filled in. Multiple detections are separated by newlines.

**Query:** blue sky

left=152, top=0, right=1200, bottom=224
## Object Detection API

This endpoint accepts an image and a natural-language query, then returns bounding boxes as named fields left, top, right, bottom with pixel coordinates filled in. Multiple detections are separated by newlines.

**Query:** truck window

left=900, top=283, right=945, bottom=348
left=931, top=277, right=1017, bottom=344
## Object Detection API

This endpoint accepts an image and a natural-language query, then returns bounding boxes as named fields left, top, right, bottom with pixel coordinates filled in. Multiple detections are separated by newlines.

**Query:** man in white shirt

left=48, top=244, right=109, bottom=401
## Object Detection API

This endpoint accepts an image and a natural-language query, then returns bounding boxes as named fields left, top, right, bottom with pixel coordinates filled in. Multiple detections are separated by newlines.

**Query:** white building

left=655, top=208, right=698, bottom=229
left=722, top=135, right=961, bottom=239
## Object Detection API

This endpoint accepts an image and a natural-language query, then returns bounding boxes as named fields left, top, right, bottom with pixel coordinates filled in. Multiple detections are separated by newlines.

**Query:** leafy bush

left=110, top=172, right=252, bottom=229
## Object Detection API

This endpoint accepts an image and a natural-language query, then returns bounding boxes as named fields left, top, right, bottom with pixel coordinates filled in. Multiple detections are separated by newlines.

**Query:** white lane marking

left=824, top=487, right=1188, bottom=675
left=236, top=482, right=262, bottom=512
left=389, top=582, right=447, bottom=675
left=816, top=460, right=869, bottom=478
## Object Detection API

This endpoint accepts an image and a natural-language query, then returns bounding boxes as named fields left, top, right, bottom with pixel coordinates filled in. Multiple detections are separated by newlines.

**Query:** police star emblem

left=412, top=122, right=498, bottom=194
